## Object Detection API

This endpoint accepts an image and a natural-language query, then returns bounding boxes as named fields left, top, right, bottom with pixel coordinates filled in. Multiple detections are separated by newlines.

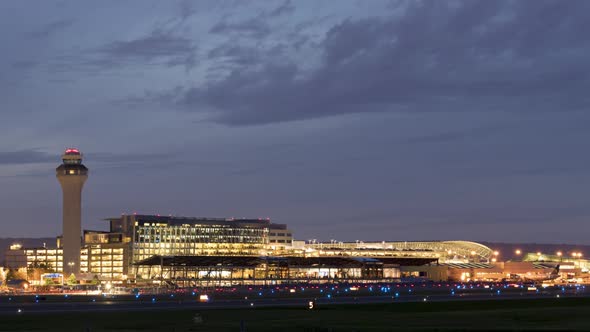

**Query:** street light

left=493, top=251, right=499, bottom=257
left=515, top=249, right=522, bottom=255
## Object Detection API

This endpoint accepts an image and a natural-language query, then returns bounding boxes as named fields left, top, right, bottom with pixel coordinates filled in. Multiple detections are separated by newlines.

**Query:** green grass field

left=3, top=298, right=590, bottom=331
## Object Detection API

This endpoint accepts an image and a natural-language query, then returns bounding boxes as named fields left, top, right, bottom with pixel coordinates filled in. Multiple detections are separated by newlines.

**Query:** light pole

left=492, top=251, right=499, bottom=264
left=67, top=262, right=75, bottom=286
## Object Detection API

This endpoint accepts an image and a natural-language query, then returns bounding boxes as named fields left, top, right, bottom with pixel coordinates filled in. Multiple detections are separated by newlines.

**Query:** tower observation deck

left=56, top=148, right=88, bottom=276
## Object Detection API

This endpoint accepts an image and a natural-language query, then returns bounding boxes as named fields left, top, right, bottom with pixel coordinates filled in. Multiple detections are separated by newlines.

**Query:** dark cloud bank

left=177, top=0, right=590, bottom=126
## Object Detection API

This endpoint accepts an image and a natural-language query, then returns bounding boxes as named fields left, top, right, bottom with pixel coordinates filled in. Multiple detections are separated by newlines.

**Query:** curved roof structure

left=307, top=240, right=494, bottom=262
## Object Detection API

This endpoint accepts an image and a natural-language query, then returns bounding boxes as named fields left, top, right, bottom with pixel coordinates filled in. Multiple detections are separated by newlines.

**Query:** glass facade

left=21, top=245, right=126, bottom=281
left=25, top=248, right=63, bottom=272
left=86, top=246, right=125, bottom=280
left=133, top=221, right=268, bottom=262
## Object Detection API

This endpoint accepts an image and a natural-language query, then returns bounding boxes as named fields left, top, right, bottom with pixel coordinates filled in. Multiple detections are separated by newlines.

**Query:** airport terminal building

left=6, top=211, right=503, bottom=284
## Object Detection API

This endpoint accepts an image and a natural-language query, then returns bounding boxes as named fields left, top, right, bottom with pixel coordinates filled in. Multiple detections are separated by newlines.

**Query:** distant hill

left=0, top=237, right=56, bottom=266
left=481, top=242, right=590, bottom=260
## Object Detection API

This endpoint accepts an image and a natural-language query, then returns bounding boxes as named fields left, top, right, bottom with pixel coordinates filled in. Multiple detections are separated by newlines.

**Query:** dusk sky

left=1, top=0, right=589, bottom=243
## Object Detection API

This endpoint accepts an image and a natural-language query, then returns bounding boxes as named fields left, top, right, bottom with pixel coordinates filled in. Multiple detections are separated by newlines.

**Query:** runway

left=0, top=288, right=586, bottom=315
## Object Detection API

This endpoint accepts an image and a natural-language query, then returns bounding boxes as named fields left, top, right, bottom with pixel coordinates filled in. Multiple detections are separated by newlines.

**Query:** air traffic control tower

left=56, top=148, right=88, bottom=276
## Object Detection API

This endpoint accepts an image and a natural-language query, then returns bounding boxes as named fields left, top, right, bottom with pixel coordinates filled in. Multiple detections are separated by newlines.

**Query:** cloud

left=209, top=17, right=271, bottom=39
left=403, top=124, right=506, bottom=144
left=94, top=30, right=198, bottom=69
left=266, top=0, right=295, bottom=18
left=11, top=60, right=37, bottom=70
left=0, top=150, right=54, bottom=165
left=177, top=0, right=197, bottom=21
left=48, top=22, right=198, bottom=74
left=207, top=43, right=265, bottom=67
left=110, top=86, right=185, bottom=108
left=28, top=18, right=75, bottom=39
left=176, top=0, right=590, bottom=126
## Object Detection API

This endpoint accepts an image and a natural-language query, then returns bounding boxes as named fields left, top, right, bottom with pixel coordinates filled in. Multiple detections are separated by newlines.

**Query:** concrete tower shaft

left=56, top=148, right=88, bottom=276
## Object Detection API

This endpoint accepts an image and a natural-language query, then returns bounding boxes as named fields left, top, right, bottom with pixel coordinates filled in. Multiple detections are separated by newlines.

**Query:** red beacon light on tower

left=64, top=148, right=80, bottom=155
